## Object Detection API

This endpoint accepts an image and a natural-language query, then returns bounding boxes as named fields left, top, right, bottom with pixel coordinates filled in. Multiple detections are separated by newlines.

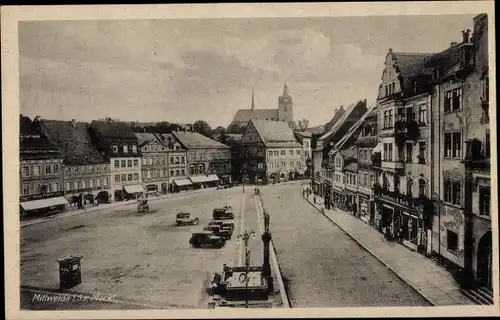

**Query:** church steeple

left=251, top=90, right=255, bottom=111
left=283, top=82, right=288, bottom=96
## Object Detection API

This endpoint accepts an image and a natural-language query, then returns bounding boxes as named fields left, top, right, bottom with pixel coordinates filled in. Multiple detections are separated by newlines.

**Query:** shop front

left=145, top=184, right=159, bottom=196
left=344, top=191, right=357, bottom=215
left=312, top=173, right=323, bottom=195
left=172, top=178, right=193, bottom=192
left=332, top=186, right=345, bottom=210
left=358, top=195, right=371, bottom=224
left=20, top=191, right=68, bottom=217
left=189, top=174, right=220, bottom=189
left=123, top=184, right=144, bottom=200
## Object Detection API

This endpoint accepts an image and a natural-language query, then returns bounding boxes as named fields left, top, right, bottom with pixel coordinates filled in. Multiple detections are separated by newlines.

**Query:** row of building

left=309, top=14, right=491, bottom=291
left=19, top=117, right=232, bottom=214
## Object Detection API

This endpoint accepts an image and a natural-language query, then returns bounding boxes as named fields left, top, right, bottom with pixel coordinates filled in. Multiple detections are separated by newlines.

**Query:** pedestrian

left=313, top=196, right=316, bottom=204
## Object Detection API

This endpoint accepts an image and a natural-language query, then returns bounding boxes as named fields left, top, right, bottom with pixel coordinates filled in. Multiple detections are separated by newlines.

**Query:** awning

left=123, top=185, right=144, bottom=194
left=189, top=174, right=220, bottom=184
left=21, top=196, right=68, bottom=211
left=372, top=142, right=383, bottom=153
left=174, top=179, right=192, bottom=187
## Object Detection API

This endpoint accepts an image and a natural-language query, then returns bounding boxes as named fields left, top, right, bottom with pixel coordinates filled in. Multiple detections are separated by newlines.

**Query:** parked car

left=213, top=206, right=235, bottom=220
left=176, top=212, right=199, bottom=226
left=204, top=225, right=232, bottom=240
left=189, top=231, right=226, bottom=248
left=208, top=220, right=235, bottom=232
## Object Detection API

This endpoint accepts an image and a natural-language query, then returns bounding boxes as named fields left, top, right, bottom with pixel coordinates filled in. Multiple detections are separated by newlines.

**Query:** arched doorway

left=280, top=172, right=285, bottom=181
left=96, top=191, right=110, bottom=203
left=84, top=193, right=94, bottom=204
left=477, top=230, right=492, bottom=289
left=114, top=189, right=124, bottom=202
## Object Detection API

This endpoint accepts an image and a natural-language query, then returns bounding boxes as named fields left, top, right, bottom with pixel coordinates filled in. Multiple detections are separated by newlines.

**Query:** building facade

left=157, top=133, right=190, bottom=192
left=38, top=119, right=112, bottom=206
left=19, top=115, right=67, bottom=215
left=135, top=133, right=170, bottom=195
left=294, top=131, right=312, bottom=178
left=89, top=120, right=143, bottom=201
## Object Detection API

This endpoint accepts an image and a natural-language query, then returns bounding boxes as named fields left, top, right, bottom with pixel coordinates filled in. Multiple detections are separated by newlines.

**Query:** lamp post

left=237, top=229, right=256, bottom=308
left=261, top=211, right=274, bottom=293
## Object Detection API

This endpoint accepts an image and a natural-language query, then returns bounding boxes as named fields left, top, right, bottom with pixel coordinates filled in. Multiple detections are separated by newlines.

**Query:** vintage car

left=189, top=231, right=226, bottom=248
left=176, top=212, right=200, bottom=226
left=213, top=206, right=235, bottom=220
left=208, top=220, right=235, bottom=232
left=137, top=199, right=149, bottom=213
left=204, top=225, right=232, bottom=240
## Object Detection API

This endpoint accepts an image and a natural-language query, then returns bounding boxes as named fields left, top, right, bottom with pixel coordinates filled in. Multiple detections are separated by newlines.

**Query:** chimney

left=34, top=115, right=41, bottom=123
left=71, top=119, right=76, bottom=128
left=450, top=42, right=458, bottom=47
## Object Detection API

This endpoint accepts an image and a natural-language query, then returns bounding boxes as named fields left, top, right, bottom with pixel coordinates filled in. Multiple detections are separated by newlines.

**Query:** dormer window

left=132, top=145, right=137, bottom=153
left=123, top=145, right=128, bottom=153
left=112, top=145, right=118, bottom=153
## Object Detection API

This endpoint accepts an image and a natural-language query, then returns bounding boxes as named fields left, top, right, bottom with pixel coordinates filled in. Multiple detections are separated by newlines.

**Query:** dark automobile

left=208, top=220, right=235, bottom=232
left=189, top=231, right=226, bottom=248
left=176, top=212, right=199, bottom=226
left=204, top=225, right=232, bottom=240
left=213, top=205, right=235, bottom=220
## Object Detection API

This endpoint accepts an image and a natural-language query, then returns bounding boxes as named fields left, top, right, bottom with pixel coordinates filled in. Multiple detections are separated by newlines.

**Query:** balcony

left=371, top=153, right=382, bottom=168
left=374, top=183, right=434, bottom=217
left=381, top=160, right=405, bottom=171
left=394, top=120, right=420, bottom=145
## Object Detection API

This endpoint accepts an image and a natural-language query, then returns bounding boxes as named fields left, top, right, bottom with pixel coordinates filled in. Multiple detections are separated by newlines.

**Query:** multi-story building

left=134, top=133, right=169, bottom=195
left=172, top=131, right=231, bottom=188
left=294, top=131, right=312, bottom=178
left=313, top=100, right=367, bottom=196
left=157, top=133, right=190, bottom=192
left=240, top=119, right=304, bottom=184
left=220, top=133, right=244, bottom=182
left=89, top=119, right=143, bottom=201
left=430, top=14, right=491, bottom=291
left=355, top=107, right=379, bottom=225
left=19, top=115, right=66, bottom=215
left=38, top=119, right=111, bottom=206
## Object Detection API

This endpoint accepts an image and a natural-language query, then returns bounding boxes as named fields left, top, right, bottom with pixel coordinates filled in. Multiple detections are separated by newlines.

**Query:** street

left=21, top=187, right=265, bottom=310
left=259, top=183, right=432, bottom=307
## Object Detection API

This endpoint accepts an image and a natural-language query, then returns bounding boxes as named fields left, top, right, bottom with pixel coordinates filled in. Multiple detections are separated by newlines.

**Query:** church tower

left=278, top=83, right=293, bottom=122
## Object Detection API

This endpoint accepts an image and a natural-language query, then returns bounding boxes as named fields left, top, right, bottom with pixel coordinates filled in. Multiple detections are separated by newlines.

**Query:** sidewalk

left=20, top=186, right=222, bottom=228
left=301, top=189, right=474, bottom=306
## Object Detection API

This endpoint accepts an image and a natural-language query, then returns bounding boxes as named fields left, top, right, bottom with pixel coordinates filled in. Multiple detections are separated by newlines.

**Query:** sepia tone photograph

left=2, top=2, right=498, bottom=319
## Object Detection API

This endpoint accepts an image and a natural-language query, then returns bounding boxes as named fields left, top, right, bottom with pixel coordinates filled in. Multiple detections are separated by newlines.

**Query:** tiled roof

left=250, top=119, right=302, bottom=148
left=232, top=109, right=279, bottom=122
left=172, top=131, right=230, bottom=149
left=324, top=107, right=346, bottom=133
left=134, top=132, right=162, bottom=147
left=390, top=52, right=435, bottom=96
left=224, top=134, right=243, bottom=142
left=38, top=120, right=105, bottom=165
left=90, top=120, right=137, bottom=139
left=334, top=104, right=377, bottom=150
left=340, top=146, right=357, bottom=160
left=423, top=43, right=462, bottom=77
left=294, top=131, right=312, bottom=138
left=20, top=116, right=62, bottom=158
left=318, top=101, right=363, bottom=142
left=343, top=161, right=358, bottom=172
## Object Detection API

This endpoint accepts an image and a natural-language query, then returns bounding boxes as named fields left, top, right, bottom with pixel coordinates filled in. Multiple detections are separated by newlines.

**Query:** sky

left=19, top=14, right=478, bottom=128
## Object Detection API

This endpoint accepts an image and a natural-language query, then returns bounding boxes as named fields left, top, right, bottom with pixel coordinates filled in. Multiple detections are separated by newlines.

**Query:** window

left=181, top=156, right=185, bottom=164
left=405, top=143, right=413, bottom=163
left=170, top=157, right=174, bottom=164
left=132, top=145, right=137, bottom=153
left=121, top=160, right=126, bottom=167
left=104, top=178, right=109, bottom=186
left=53, top=165, right=60, bottom=174
left=123, top=145, right=128, bottom=153
left=115, top=174, right=120, bottom=182
left=268, top=151, right=273, bottom=157
left=96, top=179, right=101, bottom=187
left=391, top=82, right=395, bottom=94
left=81, top=166, right=86, bottom=173
left=134, top=173, right=139, bottom=181
left=452, top=181, right=461, bottom=205
left=418, top=179, right=427, bottom=197
left=181, top=169, right=185, bottom=176
left=52, top=182, right=59, bottom=191
left=281, top=150, right=286, bottom=156
left=126, top=174, right=132, bottom=181
left=418, top=104, right=428, bottom=125
left=121, top=174, right=126, bottom=181
left=444, top=132, right=462, bottom=158
left=418, top=141, right=427, bottom=164
left=132, top=159, right=138, bottom=167
left=32, top=165, right=40, bottom=176
left=479, top=186, right=490, bottom=216
left=444, top=88, right=462, bottom=112
left=127, top=160, right=132, bottom=167
left=176, top=169, right=180, bottom=176
left=82, top=180, right=87, bottom=189
left=22, top=184, right=30, bottom=195
left=383, top=143, right=393, bottom=161
left=353, top=175, right=356, bottom=185
left=370, top=174, right=374, bottom=186
left=73, top=181, right=79, bottom=190
left=175, top=157, right=180, bottom=164
left=66, top=182, right=71, bottom=190
left=407, top=178, right=413, bottom=197
left=447, top=230, right=458, bottom=253
left=363, top=173, right=368, bottom=187
left=112, top=145, right=118, bottom=153
left=22, top=166, right=30, bottom=177
left=170, top=170, right=175, bottom=176
left=89, top=180, right=94, bottom=188
left=444, top=180, right=452, bottom=202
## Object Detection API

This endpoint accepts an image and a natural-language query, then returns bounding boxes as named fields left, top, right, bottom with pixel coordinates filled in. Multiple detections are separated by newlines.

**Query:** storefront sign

left=20, top=191, right=64, bottom=202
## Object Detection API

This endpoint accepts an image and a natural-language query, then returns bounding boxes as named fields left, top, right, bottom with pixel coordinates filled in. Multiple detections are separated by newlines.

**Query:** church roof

left=232, top=109, right=279, bottom=122
left=250, top=119, right=302, bottom=148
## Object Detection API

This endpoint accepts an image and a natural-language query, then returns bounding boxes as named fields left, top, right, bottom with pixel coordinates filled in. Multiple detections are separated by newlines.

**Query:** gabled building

left=312, top=99, right=367, bottom=196
left=38, top=119, right=111, bottom=206
left=172, top=131, right=231, bottom=188
left=89, top=119, right=143, bottom=201
left=294, top=131, right=313, bottom=179
left=134, top=133, right=169, bottom=195
left=19, top=115, right=67, bottom=215
left=240, top=119, right=304, bottom=184
left=157, top=133, right=190, bottom=193
left=220, top=133, right=244, bottom=182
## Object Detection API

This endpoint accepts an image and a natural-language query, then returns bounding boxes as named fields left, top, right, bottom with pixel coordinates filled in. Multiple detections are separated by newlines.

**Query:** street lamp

left=236, top=229, right=256, bottom=308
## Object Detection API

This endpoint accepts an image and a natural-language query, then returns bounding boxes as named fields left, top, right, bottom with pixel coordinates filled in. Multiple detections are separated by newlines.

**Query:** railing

left=394, top=120, right=420, bottom=144
left=373, top=183, right=433, bottom=217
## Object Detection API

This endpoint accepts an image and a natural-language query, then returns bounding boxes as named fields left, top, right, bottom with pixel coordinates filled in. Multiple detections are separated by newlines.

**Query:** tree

left=193, top=120, right=214, bottom=138
left=213, top=126, right=226, bottom=135
left=288, top=121, right=298, bottom=131
left=297, top=118, right=310, bottom=131
left=226, top=121, right=247, bottom=134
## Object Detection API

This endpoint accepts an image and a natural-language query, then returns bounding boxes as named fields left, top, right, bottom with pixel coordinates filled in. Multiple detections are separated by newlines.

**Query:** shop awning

left=123, top=185, right=144, bottom=194
left=372, top=142, right=383, bottom=153
left=21, top=196, right=68, bottom=211
left=189, top=174, right=220, bottom=184
left=174, top=179, right=192, bottom=187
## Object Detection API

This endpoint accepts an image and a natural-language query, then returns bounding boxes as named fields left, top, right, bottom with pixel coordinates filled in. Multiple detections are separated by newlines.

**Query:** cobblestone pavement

left=21, top=187, right=264, bottom=310
left=259, top=183, right=432, bottom=307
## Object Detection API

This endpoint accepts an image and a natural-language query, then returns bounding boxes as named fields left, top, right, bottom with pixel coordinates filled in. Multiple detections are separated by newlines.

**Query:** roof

left=423, top=43, right=462, bottom=78
left=38, top=120, right=105, bottom=165
left=134, top=132, right=162, bottom=147
left=340, top=146, right=357, bottom=159
left=334, top=104, right=377, bottom=150
left=390, top=52, right=435, bottom=96
left=343, top=161, right=358, bottom=172
left=90, top=120, right=137, bottom=139
left=172, top=131, right=229, bottom=149
left=324, top=107, right=346, bottom=133
left=294, top=131, right=312, bottom=138
left=318, top=100, right=365, bottom=142
left=232, top=109, right=278, bottom=122
left=224, top=134, right=243, bottom=142
left=20, top=116, right=62, bottom=159
left=250, top=119, right=302, bottom=148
